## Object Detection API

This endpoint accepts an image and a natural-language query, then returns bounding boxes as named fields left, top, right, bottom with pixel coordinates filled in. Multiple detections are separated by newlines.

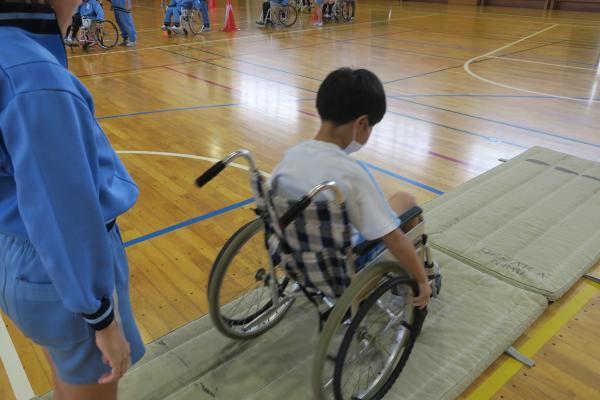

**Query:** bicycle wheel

left=312, top=261, right=420, bottom=400
left=188, top=8, right=204, bottom=35
left=276, top=5, right=298, bottom=27
left=96, top=20, right=119, bottom=49
left=208, top=218, right=295, bottom=340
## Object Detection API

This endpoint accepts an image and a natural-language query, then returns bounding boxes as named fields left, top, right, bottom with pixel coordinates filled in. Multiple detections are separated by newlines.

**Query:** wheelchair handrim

left=335, top=278, right=415, bottom=399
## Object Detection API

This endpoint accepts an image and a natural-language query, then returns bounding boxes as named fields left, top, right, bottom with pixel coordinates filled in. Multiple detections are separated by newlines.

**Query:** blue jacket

left=80, top=0, right=105, bottom=21
left=0, top=4, right=139, bottom=320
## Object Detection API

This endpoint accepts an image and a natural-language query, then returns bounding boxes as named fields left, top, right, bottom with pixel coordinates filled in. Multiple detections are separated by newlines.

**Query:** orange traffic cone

left=222, top=0, right=239, bottom=32
left=311, top=6, right=318, bottom=23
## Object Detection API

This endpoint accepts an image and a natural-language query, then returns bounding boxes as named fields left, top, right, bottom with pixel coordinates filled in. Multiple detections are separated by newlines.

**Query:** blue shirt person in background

left=0, top=1, right=145, bottom=399
left=64, top=0, right=105, bottom=45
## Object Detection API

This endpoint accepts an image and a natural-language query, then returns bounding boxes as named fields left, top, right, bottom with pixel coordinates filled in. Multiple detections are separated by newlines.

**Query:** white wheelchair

left=196, top=149, right=442, bottom=399
left=257, top=0, right=298, bottom=27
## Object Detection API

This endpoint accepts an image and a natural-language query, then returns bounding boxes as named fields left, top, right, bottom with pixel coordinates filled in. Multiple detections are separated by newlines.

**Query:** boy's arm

left=382, top=228, right=431, bottom=308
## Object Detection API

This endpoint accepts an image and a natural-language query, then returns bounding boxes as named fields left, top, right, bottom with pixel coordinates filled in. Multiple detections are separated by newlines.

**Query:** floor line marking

left=466, top=283, right=598, bottom=399
left=488, top=55, right=598, bottom=71
left=0, top=314, right=34, bottom=400
left=464, top=25, right=600, bottom=103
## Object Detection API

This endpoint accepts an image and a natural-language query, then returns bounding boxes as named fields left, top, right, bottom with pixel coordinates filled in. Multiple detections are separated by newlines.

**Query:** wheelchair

left=179, top=6, right=207, bottom=35
left=258, top=0, right=298, bottom=28
left=196, top=149, right=441, bottom=400
left=65, top=18, right=119, bottom=50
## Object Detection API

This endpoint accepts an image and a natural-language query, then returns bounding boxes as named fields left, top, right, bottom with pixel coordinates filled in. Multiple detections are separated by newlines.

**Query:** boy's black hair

left=316, top=68, right=386, bottom=126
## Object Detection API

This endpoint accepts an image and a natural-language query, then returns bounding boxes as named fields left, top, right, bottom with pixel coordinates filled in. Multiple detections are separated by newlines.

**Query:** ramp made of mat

left=97, top=249, right=545, bottom=400
left=424, top=147, right=600, bottom=301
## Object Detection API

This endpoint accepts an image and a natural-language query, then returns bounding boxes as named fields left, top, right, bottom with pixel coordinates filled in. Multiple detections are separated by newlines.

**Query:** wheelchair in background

left=65, top=18, right=119, bottom=50
left=196, top=149, right=441, bottom=399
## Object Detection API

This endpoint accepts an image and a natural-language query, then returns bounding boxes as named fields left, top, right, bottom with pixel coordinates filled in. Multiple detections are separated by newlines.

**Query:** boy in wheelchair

left=270, top=67, right=432, bottom=308
left=64, top=0, right=105, bottom=45
left=162, top=0, right=191, bottom=34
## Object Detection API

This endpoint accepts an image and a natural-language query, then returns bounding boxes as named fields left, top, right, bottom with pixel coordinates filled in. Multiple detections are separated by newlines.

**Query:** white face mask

left=343, top=129, right=363, bottom=154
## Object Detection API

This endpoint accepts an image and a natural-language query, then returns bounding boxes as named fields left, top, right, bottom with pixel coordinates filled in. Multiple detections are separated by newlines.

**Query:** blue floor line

left=396, top=98, right=600, bottom=148
left=385, top=109, right=528, bottom=149
left=364, top=162, right=446, bottom=196
left=123, top=163, right=446, bottom=248
left=123, top=198, right=255, bottom=247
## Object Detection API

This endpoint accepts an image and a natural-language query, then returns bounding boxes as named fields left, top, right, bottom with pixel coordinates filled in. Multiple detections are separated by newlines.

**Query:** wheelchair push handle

left=278, top=181, right=344, bottom=229
left=195, top=160, right=226, bottom=188
left=195, top=149, right=259, bottom=188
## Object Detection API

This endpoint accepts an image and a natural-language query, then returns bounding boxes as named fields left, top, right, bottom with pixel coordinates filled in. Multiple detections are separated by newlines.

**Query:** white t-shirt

left=270, top=140, right=400, bottom=240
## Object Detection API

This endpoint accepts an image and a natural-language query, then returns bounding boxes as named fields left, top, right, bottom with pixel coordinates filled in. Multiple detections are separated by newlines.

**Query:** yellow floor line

left=465, top=281, right=599, bottom=400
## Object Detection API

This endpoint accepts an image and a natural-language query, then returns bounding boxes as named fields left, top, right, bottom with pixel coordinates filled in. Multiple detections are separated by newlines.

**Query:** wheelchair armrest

left=399, top=206, right=423, bottom=231
left=353, top=239, right=382, bottom=256
left=352, top=206, right=423, bottom=256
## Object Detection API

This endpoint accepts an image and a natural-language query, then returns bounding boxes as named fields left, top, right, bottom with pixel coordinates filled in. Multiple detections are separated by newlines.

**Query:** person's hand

left=96, top=320, right=131, bottom=384
left=413, top=281, right=432, bottom=309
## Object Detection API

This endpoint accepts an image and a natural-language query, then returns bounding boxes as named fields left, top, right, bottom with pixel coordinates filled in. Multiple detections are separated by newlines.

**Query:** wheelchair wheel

left=276, top=5, right=298, bottom=27
left=208, top=218, right=295, bottom=340
left=96, top=20, right=119, bottom=49
left=313, top=261, right=420, bottom=400
left=187, top=9, right=204, bottom=34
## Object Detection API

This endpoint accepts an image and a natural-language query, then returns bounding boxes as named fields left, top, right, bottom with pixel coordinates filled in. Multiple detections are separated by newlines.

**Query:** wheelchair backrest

left=254, top=176, right=355, bottom=298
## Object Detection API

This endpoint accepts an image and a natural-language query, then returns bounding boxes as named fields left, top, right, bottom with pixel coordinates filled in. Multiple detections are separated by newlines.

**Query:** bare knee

left=388, top=192, right=417, bottom=215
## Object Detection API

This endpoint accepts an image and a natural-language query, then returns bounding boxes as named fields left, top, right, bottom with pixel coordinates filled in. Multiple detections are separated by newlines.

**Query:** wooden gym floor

left=1, top=0, right=599, bottom=399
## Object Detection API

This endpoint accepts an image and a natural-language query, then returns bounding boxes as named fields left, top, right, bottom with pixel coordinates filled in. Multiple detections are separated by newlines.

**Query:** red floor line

left=296, top=109, right=477, bottom=169
left=76, top=59, right=199, bottom=79
left=164, top=66, right=236, bottom=91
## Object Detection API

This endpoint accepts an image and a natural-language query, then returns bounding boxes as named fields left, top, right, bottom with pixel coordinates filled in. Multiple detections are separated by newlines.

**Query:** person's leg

left=113, top=9, right=127, bottom=42
left=163, top=6, right=173, bottom=28
left=70, top=15, right=82, bottom=39
left=199, top=0, right=210, bottom=27
left=122, top=3, right=137, bottom=43
left=43, top=350, right=119, bottom=400
left=388, top=192, right=420, bottom=232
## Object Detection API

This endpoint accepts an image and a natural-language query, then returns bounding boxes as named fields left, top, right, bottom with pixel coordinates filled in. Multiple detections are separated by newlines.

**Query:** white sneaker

left=125, top=41, right=136, bottom=47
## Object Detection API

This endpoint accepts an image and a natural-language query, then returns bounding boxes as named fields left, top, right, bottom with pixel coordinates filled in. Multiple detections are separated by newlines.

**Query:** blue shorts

left=0, top=226, right=145, bottom=385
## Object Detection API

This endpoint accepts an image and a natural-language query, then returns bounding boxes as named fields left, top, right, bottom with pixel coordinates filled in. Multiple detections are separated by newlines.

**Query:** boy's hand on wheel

left=413, top=281, right=432, bottom=309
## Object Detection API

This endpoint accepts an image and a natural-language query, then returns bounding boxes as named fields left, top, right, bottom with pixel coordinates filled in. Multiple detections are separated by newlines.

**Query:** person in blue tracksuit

left=193, top=0, right=210, bottom=31
left=161, top=0, right=180, bottom=32
left=110, top=0, right=137, bottom=46
left=0, top=1, right=144, bottom=399
left=64, top=0, right=105, bottom=45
